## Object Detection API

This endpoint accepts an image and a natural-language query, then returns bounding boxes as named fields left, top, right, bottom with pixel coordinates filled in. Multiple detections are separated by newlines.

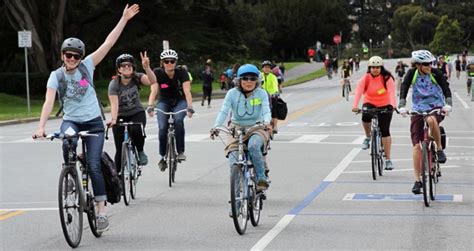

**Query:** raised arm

left=139, top=51, right=157, bottom=85
left=90, top=4, right=140, bottom=66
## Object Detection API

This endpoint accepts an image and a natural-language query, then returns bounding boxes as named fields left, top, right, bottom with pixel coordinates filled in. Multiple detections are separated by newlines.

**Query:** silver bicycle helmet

left=115, top=54, right=135, bottom=69
left=61, top=37, right=85, bottom=57
left=160, top=49, right=178, bottom=60
left=411, top=50, right=436, bottom=63
left=368, top=56, right=383, bottom=67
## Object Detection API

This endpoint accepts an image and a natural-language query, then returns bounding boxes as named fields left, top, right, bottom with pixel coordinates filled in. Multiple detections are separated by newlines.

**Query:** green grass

left=283, top=62, right=305, bottom=71
left=0, top=93, right=59, bottom=121
left=283, top=67, right=327, bottom=87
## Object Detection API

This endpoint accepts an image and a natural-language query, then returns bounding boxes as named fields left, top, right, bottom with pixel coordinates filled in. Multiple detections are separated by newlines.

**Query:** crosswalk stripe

left=290, top=134, right=329, bottom=143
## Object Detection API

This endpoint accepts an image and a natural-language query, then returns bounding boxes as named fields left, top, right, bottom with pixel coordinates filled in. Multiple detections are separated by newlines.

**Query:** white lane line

left=290, top=134, right=328, bottom=143
left=251, top=148, right=360, bottom=250
left=454, top=91, right=469, bottom=109
left=351, top=135, right=366, bottom=145
left=352, top=158, right=412, bottom=163
left=185, top=134, right=210, bottom=142
left=453, top=194, right=463, bottom=202
left=0, top=207, right=58, bottom=211
left=250, top=215, right=295, bottom=251
left=343, top=165, right=460, bottom=174
left=324, top=148, right=361, bottom=181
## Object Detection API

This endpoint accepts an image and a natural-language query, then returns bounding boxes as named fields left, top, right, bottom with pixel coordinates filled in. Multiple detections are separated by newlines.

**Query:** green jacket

left=260, top=72, right=279, bottom=95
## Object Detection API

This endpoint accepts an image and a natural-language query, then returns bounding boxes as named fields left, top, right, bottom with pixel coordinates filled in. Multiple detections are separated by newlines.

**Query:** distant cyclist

left=398, top=50, right=452, bottom=194
left=437, top=55, right=450, bottom=79
left=147, top=49, right=194, bottom=171
left=33, top=4, right=140, bottom=233
left=210, top=64, right=272, bottom=190
left=354, top=54, right=360, bottom=71
left=395, top=60, right=408, bottom=96
left=352, top=56, right=396, bottom=170
left=454, top=55, right=461, bottom=79
left=107, top=52, right=156, bottom=170
left=340, top=59, right=352, bottom=97
left=261, top=60, right=280, bottom=134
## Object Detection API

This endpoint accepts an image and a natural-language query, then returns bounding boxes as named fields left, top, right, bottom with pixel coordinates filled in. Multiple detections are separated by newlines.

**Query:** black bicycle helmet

left=261, top=60, right=272, bottom=67
left=61, top=37, right=85, bottom=57
left=116, top=54, right=135, bottom=69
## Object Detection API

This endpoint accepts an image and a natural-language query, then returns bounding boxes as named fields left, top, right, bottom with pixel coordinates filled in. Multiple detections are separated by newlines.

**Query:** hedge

left=0, top=72, right=50, bottom=97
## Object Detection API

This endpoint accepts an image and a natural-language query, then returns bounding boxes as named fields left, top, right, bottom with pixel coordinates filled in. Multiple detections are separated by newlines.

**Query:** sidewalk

left=0, top=62, right=324, bottom=126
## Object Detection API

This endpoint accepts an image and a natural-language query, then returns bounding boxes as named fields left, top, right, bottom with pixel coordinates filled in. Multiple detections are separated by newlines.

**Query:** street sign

left=163, top=40, right=169, bottom=50
left=333, top=35, right=341, bottom=44
left=18, top=31, right=32, bottom=48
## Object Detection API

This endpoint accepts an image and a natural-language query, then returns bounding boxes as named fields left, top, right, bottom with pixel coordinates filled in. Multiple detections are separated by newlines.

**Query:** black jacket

left=400, top=67, right=452, bottom=101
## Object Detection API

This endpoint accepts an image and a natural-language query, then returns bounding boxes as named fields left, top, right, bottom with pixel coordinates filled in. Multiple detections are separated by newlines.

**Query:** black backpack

left=101, top=151, right=122, bottom=204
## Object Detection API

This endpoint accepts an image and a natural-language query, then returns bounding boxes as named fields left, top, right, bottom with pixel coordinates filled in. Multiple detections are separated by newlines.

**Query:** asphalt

left=0, top=62, right=324, bottom=126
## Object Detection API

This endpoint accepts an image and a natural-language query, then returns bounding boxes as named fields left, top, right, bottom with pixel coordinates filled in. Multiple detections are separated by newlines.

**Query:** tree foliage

left=429, top=15, right=464, bottom=54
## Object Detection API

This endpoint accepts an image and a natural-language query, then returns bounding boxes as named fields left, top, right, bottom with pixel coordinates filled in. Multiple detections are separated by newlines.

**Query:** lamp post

left=387, top=35, right=392, bottom=58
left=369, top=38, right=373, bottom=57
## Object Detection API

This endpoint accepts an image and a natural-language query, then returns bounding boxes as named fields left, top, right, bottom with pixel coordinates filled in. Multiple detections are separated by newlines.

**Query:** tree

left=429, top=15, right=463, bottom=54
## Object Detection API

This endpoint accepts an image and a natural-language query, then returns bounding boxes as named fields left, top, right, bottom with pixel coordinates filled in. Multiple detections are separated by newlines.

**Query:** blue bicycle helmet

left=237, top=64, right=260, bottom=77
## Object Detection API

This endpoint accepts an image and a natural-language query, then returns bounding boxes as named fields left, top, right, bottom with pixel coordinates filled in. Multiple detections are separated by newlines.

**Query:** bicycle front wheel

left=345, top=84, right=350, bottom=101
left=249, top=183, right=262, bottom=227
left=168, top=138, right=177, bottom=187
left=429, top=148, right=437, bottom=201
left=421, top=143, right=431, bottom=207
left=230, top=164, right=248, bottom=235
left=85, top=176, right=102, bottom=238
left=130, top=148, right=139, bottom=200
left=121, top=143, right=131, bottom=205
left=370, top=133, right=378, bottom=180
left=377, top=134, right=384, bottom=176
left=58, top=165, right=83, bottom=248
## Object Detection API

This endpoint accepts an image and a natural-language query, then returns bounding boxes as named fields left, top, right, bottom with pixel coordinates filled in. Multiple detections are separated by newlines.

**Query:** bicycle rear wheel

left=58, top=166, right=83, bottom=248
left=230, top=164, right=248, bottom=235
left=370, top=133, right=378, bottom=180
left=85, top=175, right=102, bottom=238
left=421, top=143, right=431, bottom=207
left=249, top=182, right=262, bottom=227
left=344, top=84, right=350, bottom=101
left=121, top=143, right=131, bottom=205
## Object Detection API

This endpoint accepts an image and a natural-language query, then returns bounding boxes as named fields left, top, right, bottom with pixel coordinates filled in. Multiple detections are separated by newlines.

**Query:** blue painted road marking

left=343, top=193, right=463, bottom=202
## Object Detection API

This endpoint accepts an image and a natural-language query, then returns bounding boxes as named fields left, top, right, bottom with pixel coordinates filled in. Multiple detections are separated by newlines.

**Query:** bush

left=0, top=72, right=50, bottom=97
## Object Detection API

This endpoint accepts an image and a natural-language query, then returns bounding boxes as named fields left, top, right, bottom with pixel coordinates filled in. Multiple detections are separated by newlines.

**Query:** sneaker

left=257, top=178, right=269, bottom=191
left=361, top=137, right=370, bottom=150
left=412, top=181, right=422, bottom=195
left=96, top=214, right=109, bottom=233
left=437, top=150, right=447, bottom=164
left=177, top=153, right=187, bottom=162
left=138, top=151, right=148, bottom=166
left=158, top=159, right=167, bottom=172
left=385, top=159, right=394, bottom=170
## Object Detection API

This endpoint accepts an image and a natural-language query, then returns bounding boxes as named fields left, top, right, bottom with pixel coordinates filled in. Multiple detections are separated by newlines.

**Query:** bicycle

left=357, top=107, right=393, bottom=180
left=34, top=129, right=104, bottom=248
left=106, top=121, right=145, bottom=205
left=409, top=109, right=443, bottom=207
left=342, top=77, right=351, bottom=101
left=211, top=124, right=267, bottom=235
left=156, top=108, right=188, bottom=187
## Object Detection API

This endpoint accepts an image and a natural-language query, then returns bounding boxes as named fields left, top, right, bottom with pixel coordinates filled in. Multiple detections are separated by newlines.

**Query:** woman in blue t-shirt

left=33, top=4, right=140, bottom=233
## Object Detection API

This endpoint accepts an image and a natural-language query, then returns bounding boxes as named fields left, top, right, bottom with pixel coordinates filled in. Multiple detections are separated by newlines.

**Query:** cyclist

left=398, top=50, right=452, bottom=194
left=437, top=55, right=450, bottom=79
left=395, top=60, right=408, bottom=96
left=210, top=64, right=272, bottom=190
left=352, top=56, right=396, bottom=170
left=354, top=54, right=360, bottom=71
left=454, top=55, right=461, bottom=79
left=340, top=59, right=352, bottom=97
left=147, top=49, right=194, bottom=172
left=261, top=60, right=280, bottom=134
left=107, top=52, right=156, bottom=170
left=32, top=4, right=140, bottom=233
left=466, top=60, right=474, bottom=96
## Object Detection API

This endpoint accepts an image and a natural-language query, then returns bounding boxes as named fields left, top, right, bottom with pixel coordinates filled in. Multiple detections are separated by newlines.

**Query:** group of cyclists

left=352, top=50, right=452, bottom=194
left=29, top=3, right=458, bottom=240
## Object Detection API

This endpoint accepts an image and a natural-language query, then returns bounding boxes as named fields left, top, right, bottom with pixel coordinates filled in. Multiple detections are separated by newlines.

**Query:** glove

left=398, top=107, right=408, bottom=117
left=187, top=107, right=195, bottom=114
left=209, top=128, right=219, bottom=139
left=398, top=98, right=406, bottom=109
left=442, top=105, right=452, bottom=115
left=146, top=106, right=154, bottom=113
left=445, top=97, right=453, bottom=107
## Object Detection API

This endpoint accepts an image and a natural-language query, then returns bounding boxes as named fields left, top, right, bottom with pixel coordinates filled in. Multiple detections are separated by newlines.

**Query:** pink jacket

left=353, top=73, right=396, bottom=108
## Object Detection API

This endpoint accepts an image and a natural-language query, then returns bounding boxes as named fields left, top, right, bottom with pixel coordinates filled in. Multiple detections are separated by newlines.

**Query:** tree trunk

left=49, top=0, right=67, bottom=68
left=4, top=0, right=49, bottom=72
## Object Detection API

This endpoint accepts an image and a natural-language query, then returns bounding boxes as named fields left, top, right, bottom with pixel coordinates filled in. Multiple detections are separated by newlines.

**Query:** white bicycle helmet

left=160, top=49, right=178, bottom=60
left=368, top=56, right=383, bottom=67
left=411, top=50, right=436, bottom=63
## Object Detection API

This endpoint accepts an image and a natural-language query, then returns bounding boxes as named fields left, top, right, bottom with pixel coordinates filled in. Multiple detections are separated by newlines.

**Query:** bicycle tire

left=421, top=143, right=431, bottom=207
left=130, top=148, right=138, bottom=200
left=345, top=84, right=349, bottom=101
left=429, top=147, right=437, bottom=201
left=370, top=132, right=377, bottom=180
left=377, top=132, right=384, bottom=176
left=168, top=137, right=176, bottom=187
left=121, top=142, right=131, bottom=205
left=249, top=182, right=262, bottom=227
left=58, top=166, right=83, bottom=248
left=230, top=164, right=248, bottom=235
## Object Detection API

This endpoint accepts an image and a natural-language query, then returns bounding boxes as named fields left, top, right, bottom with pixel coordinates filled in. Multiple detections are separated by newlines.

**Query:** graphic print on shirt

left=119, top=84, right=140, bottom=111
left=64, top=77, right=89, bottom=103
left=412, top=76, right=444, bottom=111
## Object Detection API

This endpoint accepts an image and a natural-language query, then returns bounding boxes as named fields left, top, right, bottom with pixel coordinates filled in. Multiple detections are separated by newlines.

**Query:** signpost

left=18, top=31, right=32, bottom=114
left=333, top=33, right=342, bottom=60
left=163, top=40, right=169, bottom=50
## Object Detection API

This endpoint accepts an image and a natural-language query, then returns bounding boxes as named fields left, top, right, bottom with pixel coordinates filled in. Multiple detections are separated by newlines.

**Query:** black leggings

left=202, top=86, right=212, bottom=105
left=112, top=111, right=147, bottom=171
left=361, top=103, right=393, bottom=137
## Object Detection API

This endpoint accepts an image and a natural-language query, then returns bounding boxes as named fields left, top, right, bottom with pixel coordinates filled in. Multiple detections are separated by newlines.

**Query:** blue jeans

left=60, top=117, right=106, bottom=202
left=156, top=99, right=187, bottom=157
left=228, top=134, right=266, bottom=180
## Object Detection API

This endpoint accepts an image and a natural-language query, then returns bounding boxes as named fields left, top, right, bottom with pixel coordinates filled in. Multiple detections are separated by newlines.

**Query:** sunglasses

left=421, top=62, right=431, bottom=66
left=120, top=63, right=133, bottom=68
left=163, top=59, right=176, bottom=64
left=241, top=76, right=258, bottom=81
left=64, top=52, right=81, bottom=60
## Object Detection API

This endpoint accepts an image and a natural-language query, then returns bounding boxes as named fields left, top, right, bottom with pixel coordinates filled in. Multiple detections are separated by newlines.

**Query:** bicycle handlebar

left=355, top=107, right=396, bottom=115
left=105, top=120, right=146, bottom=140
left=210, top=123, right=268, bottom=139
left=408, top=108, right=443, bottom=116
left=155, top=108, right=188, bottom=116
left=34, top=128, right=103, bottom=141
